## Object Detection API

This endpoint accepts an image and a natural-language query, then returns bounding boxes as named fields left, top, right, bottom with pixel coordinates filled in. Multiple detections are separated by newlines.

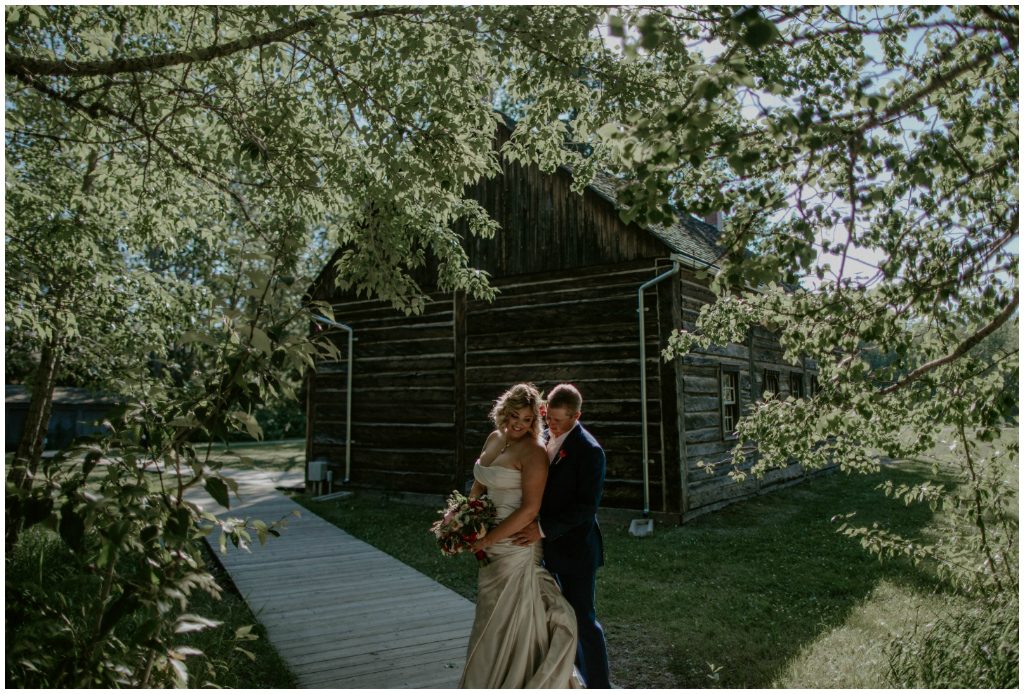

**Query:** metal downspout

left=312, top=314, right=354, bottom=483
left=637, top=263, right=680, bottom=517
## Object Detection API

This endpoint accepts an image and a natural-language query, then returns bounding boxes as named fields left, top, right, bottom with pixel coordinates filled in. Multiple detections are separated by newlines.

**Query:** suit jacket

left=540, top=423, right=605, bottom=575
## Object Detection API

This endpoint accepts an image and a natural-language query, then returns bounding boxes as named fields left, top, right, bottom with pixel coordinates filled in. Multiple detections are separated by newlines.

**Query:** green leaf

left=250, top=326, right=273, bottom=355
left=743, top=20, right=778, bottom=49
left=175, top=613, right=222, bottom=634
left=205, top=477, right=231, bottom=509
left=165, top=506, right=194, bottom=543
left=99, top=590, right=140, bottom=636
left=235, top=646, right=258, bottom=662
left=59, top=507, right=86, bottom=551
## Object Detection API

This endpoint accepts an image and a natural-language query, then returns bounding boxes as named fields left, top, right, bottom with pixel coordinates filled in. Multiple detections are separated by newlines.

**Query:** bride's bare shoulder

left=480, top=430, right=500, bottom=451
left=523, top=442, right=548, bottom=466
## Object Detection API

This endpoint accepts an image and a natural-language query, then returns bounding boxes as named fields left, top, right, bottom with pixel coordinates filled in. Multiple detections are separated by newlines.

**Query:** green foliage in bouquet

left=430, top=491, right=499, bottom=565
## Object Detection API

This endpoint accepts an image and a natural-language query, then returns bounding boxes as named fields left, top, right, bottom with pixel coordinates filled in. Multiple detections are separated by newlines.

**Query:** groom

left=512, top=383, right=611, bottom=689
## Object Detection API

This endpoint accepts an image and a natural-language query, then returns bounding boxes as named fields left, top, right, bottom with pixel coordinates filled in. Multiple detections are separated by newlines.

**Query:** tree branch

left=10, top=67, right=263, bottom=232
left=856, top=43, right=1012, bottom=135
left=881, top=289, right=1020, bottom=395
left=5, top=7, right=415, bottom=78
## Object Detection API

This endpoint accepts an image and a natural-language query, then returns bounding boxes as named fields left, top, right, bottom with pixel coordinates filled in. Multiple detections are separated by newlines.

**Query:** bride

left=459, top=383, right=582, bottom=688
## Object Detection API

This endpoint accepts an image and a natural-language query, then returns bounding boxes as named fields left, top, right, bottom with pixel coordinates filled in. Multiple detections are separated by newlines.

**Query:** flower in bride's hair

left=429, top=491, right=499, bottom=566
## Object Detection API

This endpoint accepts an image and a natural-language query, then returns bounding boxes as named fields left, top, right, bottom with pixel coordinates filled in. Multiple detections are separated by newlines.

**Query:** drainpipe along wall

left=637, top=263, right=679, bottom=518
left=311, top=314, right=354, bottom=484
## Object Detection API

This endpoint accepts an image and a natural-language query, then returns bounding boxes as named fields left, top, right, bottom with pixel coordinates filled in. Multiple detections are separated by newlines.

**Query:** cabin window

left=721, top=370, right=740, bottom=437
left=789, top=372, right=805, bottom=399
left=762, top=369, right=780, bottom=399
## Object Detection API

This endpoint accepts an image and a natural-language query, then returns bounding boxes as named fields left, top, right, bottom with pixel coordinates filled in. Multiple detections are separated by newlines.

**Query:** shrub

left=5, top=430, right=291, bottom=687
left=254, top=395, right=306, bottom=441
left=886, top=592, right=1019, bottom=688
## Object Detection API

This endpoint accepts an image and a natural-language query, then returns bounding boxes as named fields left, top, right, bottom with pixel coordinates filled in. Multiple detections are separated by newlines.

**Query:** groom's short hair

left=546, top=383, right=582, bottom=414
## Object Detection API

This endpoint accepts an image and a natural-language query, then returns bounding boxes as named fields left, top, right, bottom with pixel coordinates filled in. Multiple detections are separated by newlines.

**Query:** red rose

left=558, top=450, right=568, bottom=459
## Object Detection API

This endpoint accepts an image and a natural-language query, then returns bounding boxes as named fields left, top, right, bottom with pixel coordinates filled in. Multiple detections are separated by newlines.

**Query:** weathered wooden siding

left=462, top=260, right=674, bottom=511
left=308, top=258, right=819, bottom=519
left=458, top=126, right=666, bottom=278
left=673, top=272, right=818, bottom=519
left=309, top=259, right=677, bottom=511
left=308, top=292, right=460, bottom=493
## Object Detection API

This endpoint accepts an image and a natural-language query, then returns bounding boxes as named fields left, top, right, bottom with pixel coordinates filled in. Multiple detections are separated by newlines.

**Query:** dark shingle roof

left=6, top=385, right=120, bottom=406
left=575, top=170, right=724, bottom=269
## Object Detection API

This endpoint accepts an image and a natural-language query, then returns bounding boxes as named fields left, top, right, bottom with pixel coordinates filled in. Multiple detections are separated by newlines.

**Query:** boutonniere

left=556, top=450, right=568, bottom=463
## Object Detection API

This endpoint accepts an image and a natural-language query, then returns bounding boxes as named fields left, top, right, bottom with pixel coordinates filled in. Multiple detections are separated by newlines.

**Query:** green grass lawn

left=291, top=427, right=1017, bottom=689
left=202, top=437, right=306, bottom=473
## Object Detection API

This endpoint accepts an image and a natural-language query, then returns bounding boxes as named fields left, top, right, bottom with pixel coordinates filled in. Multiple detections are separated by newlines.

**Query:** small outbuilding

left=305, top=121, right=816, bottom=521
left=5, top=385, right=118, bottom=452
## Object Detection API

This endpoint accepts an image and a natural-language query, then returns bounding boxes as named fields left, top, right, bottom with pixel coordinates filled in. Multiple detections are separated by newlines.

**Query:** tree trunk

left=8, top=339, right=62, bottom=491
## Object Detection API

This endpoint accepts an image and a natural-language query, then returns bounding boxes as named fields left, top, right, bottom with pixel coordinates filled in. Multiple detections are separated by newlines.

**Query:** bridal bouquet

left=430, top=491, right=499, bottom=565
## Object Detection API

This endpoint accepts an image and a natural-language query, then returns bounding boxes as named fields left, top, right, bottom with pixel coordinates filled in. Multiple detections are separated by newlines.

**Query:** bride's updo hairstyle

left=489, top=383, right=543, bottom=439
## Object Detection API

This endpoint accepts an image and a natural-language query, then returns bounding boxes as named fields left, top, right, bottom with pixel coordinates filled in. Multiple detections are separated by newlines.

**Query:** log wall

left=457, top=125, right=667, bottom=278
left=308, top=292, right=460, bottom=493
left=307, top=261, right=821, bottom=519
left=674, top=275, right=819, bottom=519
left=462, top=259, right=674, bottom=511
left=308, top=259, right=678, bottom=511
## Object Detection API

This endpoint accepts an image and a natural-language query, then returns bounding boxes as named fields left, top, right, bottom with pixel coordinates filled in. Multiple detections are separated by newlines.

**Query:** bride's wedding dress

left=459, top=462, right=582, bottom=688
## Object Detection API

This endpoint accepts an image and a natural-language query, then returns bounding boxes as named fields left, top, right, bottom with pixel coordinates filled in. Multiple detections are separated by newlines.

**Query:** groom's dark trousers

left=540, top=424, right=612, bottom=689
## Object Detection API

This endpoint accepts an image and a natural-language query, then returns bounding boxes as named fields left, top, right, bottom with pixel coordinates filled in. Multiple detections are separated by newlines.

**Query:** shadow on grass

left=205, top=438, right=306, bottom=473
left=599, top=463, right=950, bottom=688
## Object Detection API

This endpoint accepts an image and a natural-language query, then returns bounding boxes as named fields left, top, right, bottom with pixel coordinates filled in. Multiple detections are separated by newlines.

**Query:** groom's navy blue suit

left=540, top=423, right=611, bottom=689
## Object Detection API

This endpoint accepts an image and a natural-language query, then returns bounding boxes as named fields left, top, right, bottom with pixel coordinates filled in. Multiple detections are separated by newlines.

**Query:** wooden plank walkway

left=192, top=470, right=475, bottom=688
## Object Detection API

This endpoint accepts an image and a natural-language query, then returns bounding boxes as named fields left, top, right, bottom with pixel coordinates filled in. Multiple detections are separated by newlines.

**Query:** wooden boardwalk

left=193, top=470, right=475, bottom=688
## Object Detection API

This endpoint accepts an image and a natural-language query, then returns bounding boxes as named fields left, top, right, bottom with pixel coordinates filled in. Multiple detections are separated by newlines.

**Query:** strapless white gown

left=459, top=462, right=582, bottom=688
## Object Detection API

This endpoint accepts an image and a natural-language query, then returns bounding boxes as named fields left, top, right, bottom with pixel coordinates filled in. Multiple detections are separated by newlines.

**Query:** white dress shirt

left=545, top=422, right=577, bottom=464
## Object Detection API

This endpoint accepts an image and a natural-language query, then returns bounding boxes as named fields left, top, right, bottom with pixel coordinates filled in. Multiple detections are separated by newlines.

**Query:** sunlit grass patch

left=771, top=578, right=948, bottom=688
left=201, top=437, right=306, bottom=472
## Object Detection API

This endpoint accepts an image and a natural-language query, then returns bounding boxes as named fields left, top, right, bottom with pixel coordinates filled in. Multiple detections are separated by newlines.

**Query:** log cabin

left=304, top=121, right=817, bottom=522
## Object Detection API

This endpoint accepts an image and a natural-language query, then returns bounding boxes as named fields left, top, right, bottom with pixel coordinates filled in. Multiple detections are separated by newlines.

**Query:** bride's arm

left=469, top=431, right=499, bottom=499
left=470, top=447, right=548, bottom=550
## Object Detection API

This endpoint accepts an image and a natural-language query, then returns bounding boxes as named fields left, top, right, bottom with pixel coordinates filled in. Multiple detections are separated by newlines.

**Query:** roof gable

left=582, top=169, right=723, bottom=268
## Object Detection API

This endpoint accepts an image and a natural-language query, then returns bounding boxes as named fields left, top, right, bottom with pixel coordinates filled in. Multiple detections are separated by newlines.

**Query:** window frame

left=762, top=369, right=780, bottom=399
left=789, top=371, right=805, bottom=399
left=720, top=368, right=740, bottom=439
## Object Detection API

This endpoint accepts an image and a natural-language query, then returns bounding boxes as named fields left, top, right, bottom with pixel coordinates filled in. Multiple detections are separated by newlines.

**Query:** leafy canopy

left=4, top=5, right=1018, bottom=687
